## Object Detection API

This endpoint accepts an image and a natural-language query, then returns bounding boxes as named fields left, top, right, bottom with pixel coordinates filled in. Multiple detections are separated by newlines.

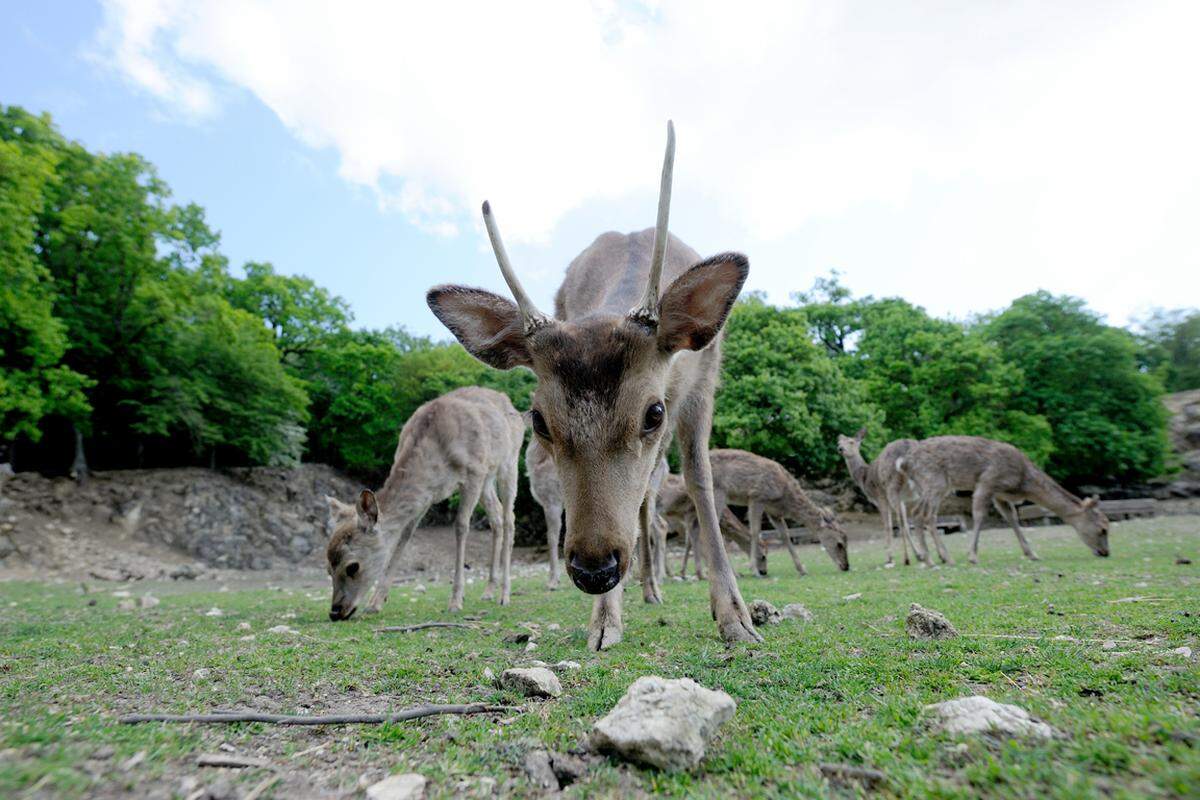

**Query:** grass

left=1, top=517, right=1198, bottom=798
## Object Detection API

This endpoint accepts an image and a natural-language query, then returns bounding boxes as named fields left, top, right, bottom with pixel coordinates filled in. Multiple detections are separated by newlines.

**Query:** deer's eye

left=345, top=562, right=360, bottom=578
left=531, top=409, right=551, bottom=440
left=642, top=401, right=665, bottom=434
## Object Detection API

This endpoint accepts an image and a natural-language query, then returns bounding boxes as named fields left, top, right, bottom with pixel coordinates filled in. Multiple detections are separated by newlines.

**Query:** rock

left=1173, top=646, right=1193, bottom=659
left=523, top=749, right=557, bottom=791
left=924, top=696, right=1056, bottom=739
left=192, top=667, right=213, bottom=680
left=552, top=660, right=581, bottom=673
left=237, top=622, right=252, bottom=631
left=499, top=667, right=562, bottom=698
left=781, top=603, right=814, bottom=622
left=589, top=676, right=736, bottom=770
left=1101, top=640, right=1118, bottom=650
left=1177, top=556, right=1192, bottom=565
left=365, top=773, right=427, bottom=800
left=749, top=600, right=781, bottom=626
left=547, top=623, right=561, bottom=631
left=843, top=592, right=862, bottom=601
left=482, top=667, right=496, bottom=684
left=503, top=631, right=532, bottom=644
left=204, top=607, right=224, bottom=617
left=266, top=625, right=299, bottom=635
left=169, top=563, right=199, bottom=580
left=139, top=594, right=160, bottom=609
left=117, top=599, right=137, bottom=611
left=819, top=762, right=887, bottom=791
left=906, top=603, right=959, bottom=640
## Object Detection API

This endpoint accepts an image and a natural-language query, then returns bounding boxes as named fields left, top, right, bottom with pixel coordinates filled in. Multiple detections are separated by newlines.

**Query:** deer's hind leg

left=639, top=489, right=663, bottom=604
left=967, top=482, right=995, bottom=565
left=770, top=515, right=806, bottom=576
left=879, top=498, right=897, bottom=566
left=493, top=462, right=518, bottom=606
left=450, top=477, right=487, bottom=612
left=748, top=501, right=768, bottom=577
left=543, top=500, right=563, bottom=589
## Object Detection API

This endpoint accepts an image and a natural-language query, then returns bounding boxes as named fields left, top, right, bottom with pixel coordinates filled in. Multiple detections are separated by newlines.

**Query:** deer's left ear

left=1082, top=496, right=1099, bottom=509
left=356, top=489, right=380, bottom=530
left=657, top=253, right=749, bottom=353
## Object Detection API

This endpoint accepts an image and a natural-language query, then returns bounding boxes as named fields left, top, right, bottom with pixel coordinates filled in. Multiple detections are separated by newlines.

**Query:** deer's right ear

left=356, top=489, right=380, bottom=529
left=427, top=286, right=532, bottom=369
left=325, top=495, right=354, bottom=523
left=657, top=253, right=749, bottom=353
left=854, top=427, right=867, bottom=442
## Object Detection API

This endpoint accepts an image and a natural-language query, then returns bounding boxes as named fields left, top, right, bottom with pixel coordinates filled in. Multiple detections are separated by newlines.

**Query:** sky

left=2, top=0, right=1197, bottom=338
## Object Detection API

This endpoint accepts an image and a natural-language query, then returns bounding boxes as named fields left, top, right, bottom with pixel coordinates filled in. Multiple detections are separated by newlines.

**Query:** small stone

left=499, top=667, right=562, bottom=698
left=589, top=676, right=736, bottom=770
left=503, top=631, right=531, bottom=644
left=192, top=667, right=213, bottom=680
left=237, top=622, right=252, bottom=631
left=1101, top=640, right=1118, bottom=650
left=1176, top=556, right=1192, bottom=565
left=139, top=594, right=159, bottom=609
left=120, top=750, right=147, bottom=771
left=781, top=603, right=814, bottom=622
left=843, top=592, right=862, bottom=601
left=117, top=599, right=136, bottom=611
left=749, top=600, right=781, bottom=626
left=547, top=623, right=561, bottom=631
left=1173, top=646, right=1193, bottom=659
left=924, top=696, right=1056, bottom=739
left=204, top=607, right=224, bottom=617
left=267, top=625, right=299, bottom=635
left=523, top=749, right=557, bottom=791
left=482, top=667, right=496, bottom=683
left=552, top=660, right=582, bottom=673
left=906, top=603, right=959, bottom=640
left=413, top=584, right=427, bottom=593
left=524, top=640, right=538, bottom=652
left=365, top=772, right=426, bottom=800
left=112, top=590, right=132, bottom=599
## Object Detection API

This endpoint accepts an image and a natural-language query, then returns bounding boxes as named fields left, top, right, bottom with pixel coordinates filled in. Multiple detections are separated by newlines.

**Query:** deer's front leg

left=639, top=492, right=663, bottom=604
left=678, top=422, right=761, bottom=645
left=588, top=581, right=625, bottom=651
left=366, top=521, right=416, bottom=613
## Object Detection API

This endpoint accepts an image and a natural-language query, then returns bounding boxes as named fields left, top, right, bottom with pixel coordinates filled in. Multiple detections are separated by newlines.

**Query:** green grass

left=2, top=517, right=1198, bottom=798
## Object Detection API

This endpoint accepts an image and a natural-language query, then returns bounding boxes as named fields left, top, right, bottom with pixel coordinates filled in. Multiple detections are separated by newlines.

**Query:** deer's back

left=868, top=439, right=917, bottom=490
left=905, top=435, right=1029, bottom=491
left=554, top=229, right=702, bottom=320
left=396, top=387, right=523, bottom=477
left=709, top=449, right=792, bottom=504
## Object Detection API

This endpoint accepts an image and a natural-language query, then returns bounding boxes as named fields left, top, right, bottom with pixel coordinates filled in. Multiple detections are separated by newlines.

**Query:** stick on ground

left=120, top=702, right=509, bottom=726
left=374, top=621, right=477, bottom=633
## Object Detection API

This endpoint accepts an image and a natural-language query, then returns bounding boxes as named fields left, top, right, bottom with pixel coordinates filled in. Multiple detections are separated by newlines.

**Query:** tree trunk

left=71, top=425, right=89, bottom=486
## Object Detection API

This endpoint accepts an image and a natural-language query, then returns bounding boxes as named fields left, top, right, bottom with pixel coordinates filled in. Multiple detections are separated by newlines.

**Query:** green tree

left=224, top=261, right=352, bottom=360
left=0, top=137, right=91, bottom=444
left=713, top=296, right=881, bottom=478
left=982, top=292, right=1168, bottom=484
left=1136, top=308, right=1200, bottom=393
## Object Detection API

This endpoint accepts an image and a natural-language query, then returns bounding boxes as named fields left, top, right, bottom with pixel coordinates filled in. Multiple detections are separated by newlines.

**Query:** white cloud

left=94, top=0, right=1199, bottom=321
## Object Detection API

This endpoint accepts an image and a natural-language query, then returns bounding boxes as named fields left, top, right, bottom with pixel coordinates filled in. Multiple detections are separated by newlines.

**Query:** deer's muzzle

left=567, top=550, right=621, bottom=594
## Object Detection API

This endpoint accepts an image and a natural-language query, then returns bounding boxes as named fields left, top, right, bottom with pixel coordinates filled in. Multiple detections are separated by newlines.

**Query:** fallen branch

left=374, top=621, right=477, bottom=634
left=120, top=702, right=509, bottom=726
left=197, top=753, right=271, bottom=769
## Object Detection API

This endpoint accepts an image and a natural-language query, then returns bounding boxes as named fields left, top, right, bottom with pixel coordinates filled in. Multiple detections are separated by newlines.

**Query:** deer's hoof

left=968, top=554, right=979, bottom=565
left=588, top=623, right=623, bottom=651
left=447, top=599, right=463, bottom=613
left=643, top=586, right=663, bottom=605
left=480, top=586, right=496, bottom=601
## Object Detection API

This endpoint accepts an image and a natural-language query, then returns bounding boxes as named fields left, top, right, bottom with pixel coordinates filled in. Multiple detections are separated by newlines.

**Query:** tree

left=713, top=296, right=881, bottom=478
left=0, top=137, right=91, bottom=445
left=982, top=292, right=1168, bottom=484
left=224, top=261, right=352, bottom=360
left=1136, top=308, right=1200, bottom=393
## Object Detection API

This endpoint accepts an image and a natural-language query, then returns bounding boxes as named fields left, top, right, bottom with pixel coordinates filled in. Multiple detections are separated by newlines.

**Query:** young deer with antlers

left=897, top=435, right=1111, bottom=565
left=428, top=123, right=761, bottom=649
left=324, top=386, right=524, bottom=620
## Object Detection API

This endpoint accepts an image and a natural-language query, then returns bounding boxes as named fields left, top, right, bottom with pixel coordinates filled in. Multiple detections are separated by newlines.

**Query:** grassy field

left=1, top=517, right=1198, bottom=799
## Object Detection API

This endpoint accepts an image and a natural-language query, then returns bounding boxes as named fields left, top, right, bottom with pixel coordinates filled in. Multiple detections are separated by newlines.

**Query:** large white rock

left=924, top=696, right=1056, bottom=739
left=499, top=667, right=562, bottom=698
left=589, top=676, right=736, bottom=770
left=366, top=772, right=426, bottom=800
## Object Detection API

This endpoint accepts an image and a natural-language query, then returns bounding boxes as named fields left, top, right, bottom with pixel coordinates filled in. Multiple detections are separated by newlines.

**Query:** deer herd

left=323, top=124, right=1112, bottom=651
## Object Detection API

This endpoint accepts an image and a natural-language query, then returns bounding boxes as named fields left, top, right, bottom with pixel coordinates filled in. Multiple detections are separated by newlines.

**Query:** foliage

left=1136, top=307, right=1200, bottom=393
left=982, top=292, right=1169, bottom=484
left=713, top=296, right=880, bottom=478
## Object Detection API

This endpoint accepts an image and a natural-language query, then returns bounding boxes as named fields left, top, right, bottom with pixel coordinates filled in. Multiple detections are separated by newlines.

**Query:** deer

left=836, top=429, right=927, bottom=566
left=427, top=122, right=762, bottom=649
left=324, top=386, right=524, bottom=620
left=658, top=472, right=766, bottom=578
left=708, top=449, right=850, bottom=576
left=525, top=435, right=565, bottom=589
left=896, top=435, right=1111, bottom=565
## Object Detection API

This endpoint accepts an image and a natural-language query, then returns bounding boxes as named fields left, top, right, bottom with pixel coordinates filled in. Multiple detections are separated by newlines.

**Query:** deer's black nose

left=329, top=603, right=354, bottom=621
left=567, top=550, right=621, bottom=595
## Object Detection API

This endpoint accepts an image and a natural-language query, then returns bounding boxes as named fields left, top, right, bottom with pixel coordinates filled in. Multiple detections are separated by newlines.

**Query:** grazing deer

left=658, top=472, right=765, bottom=578
left=897, top=435, right=1111, bottom=565
left=526, top=435, right=564, bottom=589
left=709, top=449, right=850, bottom=575
left=836, top=429, right=927, bottom=566
left=428, top=123, right=761, bottom=649
left=324, top=386, right=524, bottom=620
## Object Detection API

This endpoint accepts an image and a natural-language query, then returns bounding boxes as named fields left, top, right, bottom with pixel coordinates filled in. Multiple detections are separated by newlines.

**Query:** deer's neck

left=1024, top=468, right=1083, bottom=518
left=375, top=450, right=440, bottom=528
left=783, top=478, right=825, bottom=529
left=843, top=451, right=870, bottom=493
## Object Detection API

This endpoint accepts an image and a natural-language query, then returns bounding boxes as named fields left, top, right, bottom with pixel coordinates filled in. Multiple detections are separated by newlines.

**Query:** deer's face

left=1066, top=497, right=1110, bottom=557
left=836, top=427, right=867, bottom=458
left=429, top=254, right=748, bottom=597
left=324, top=492, right=385, bottom=620
left=816, top=510, right=851, bottom=571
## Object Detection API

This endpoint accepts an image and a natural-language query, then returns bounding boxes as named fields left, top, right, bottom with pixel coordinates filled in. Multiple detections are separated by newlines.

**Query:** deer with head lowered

left=836, top=429, right=927, bottom=566
left=427, top=122, right=761, bottom=649
left=897, top=435, right=1111, bottom=565
left=324, top=386, right=524, bottom=620
left=658, top=471, right=766, bottom=579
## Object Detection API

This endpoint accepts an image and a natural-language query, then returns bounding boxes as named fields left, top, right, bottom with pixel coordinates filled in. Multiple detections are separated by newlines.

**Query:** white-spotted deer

left=897, top=435, right=1111, bottom=564
left=428, top=123, right=761, bottom=649
left=324, top=386, right=524, bottom=619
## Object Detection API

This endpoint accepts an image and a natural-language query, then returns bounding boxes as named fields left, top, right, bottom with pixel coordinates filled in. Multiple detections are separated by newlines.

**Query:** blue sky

left=3, top=1, right=1197, bottom=338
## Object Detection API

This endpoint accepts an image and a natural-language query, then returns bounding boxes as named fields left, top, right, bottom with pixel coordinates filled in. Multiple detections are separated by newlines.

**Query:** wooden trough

left=1017, top=498, right=1159, bottom=525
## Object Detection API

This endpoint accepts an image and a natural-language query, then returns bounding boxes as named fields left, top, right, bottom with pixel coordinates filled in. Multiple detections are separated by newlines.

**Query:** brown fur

left=897, top=435, right=1111, bottom=563
left=324, top=387, right=524, bottom=619
left=837, top=430, right=926, bottom=566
